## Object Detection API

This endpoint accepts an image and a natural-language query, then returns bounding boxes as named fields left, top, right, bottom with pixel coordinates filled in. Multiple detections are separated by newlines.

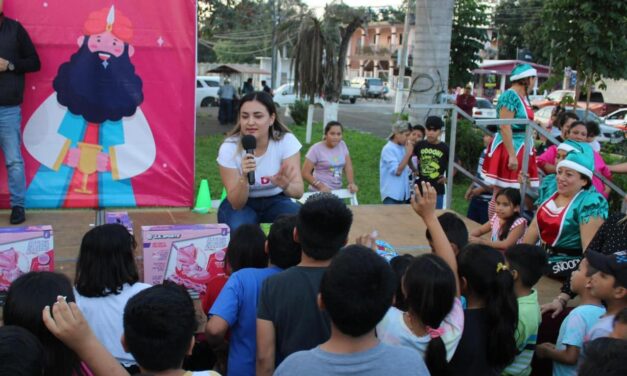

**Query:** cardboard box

left=0, top=226, right=54, bottom=304
left=105, top=211, right=134, bottom=234
left=142, top=224, right=230, bottom=297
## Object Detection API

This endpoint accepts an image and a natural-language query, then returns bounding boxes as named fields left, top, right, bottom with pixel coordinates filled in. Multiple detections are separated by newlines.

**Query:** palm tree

left=292, top=4, right=368, bottom=127
left=409, top=0, right=455, bottom=124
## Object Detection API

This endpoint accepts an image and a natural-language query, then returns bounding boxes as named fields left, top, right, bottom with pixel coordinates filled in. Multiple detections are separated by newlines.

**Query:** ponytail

left=458, top=245, right=519, bottom=368
left=425, top=335, right=450, bottom=376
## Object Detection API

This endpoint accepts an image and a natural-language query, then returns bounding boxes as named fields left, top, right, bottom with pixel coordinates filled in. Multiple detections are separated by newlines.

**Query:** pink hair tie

left=426, top=326, right=445, bottom=339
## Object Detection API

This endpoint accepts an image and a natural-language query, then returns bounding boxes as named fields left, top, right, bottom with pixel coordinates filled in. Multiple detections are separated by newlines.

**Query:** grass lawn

left=195, top=123, right=473, bottom=217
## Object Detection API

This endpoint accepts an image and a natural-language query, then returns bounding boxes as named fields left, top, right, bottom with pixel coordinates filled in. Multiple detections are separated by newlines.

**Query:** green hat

left=556, top=139, right=579, bottom=154
left=510, top=64, right=537, bottom=81
left=556, top=141, right=594, bottom=179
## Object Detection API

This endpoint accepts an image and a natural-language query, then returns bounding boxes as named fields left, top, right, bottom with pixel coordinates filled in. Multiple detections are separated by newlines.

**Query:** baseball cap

left=389, top=121, right=410, bottom=138
left=586, top=250, right=627, bottom=288
left=425, top=116, right=444, bottom=130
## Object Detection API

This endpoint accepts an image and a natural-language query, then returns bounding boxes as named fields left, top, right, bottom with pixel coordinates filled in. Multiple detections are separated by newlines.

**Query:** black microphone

left=241, top=135, right=256, bottom=185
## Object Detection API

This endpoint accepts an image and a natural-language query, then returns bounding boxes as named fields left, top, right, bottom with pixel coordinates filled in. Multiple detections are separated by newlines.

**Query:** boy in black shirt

left=413, top=116, right=449, bottom=209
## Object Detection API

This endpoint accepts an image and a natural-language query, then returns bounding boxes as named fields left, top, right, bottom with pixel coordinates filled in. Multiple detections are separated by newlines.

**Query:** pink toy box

left=142, top=224, right=230, bottom=297
left=0, top=226, right=54, bottom=303
left=105, top=211, right=134, bottom=234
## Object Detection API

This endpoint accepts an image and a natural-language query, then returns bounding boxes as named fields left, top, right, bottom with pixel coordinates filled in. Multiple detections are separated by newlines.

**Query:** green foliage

left=449, top=0, right=489, bottom=87
left=539, top=0, right=627, bottom=95
left=444, top=119, right=485, bottom=175
left=494, top=0, right=548, bottom=63
left=288, top=100, right=310, bottom=125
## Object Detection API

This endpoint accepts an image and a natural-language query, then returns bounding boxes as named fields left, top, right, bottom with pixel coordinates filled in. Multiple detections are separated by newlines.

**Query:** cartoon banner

left=3, top=0, right=196, bottom=208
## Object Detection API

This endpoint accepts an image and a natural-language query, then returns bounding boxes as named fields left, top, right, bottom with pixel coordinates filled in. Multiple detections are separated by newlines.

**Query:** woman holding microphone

left=217, top=92, right=303, bottom=230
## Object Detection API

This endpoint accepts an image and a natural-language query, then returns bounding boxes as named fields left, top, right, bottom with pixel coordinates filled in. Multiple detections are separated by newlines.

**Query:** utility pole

left=394, top=0, right=412, bottom=114
left=271, top=0, right=279, bottom=90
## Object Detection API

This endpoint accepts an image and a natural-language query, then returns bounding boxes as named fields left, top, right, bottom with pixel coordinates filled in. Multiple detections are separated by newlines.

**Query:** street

left=196, top=99, right=398, bottom=139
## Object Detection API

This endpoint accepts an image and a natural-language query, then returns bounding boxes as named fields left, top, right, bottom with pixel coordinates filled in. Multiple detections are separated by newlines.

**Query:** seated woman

left=302, top=121, right=358, bottom=193
left=523, top=141, right=607, bottom=296
left=217, top=92, right=303, bottom=230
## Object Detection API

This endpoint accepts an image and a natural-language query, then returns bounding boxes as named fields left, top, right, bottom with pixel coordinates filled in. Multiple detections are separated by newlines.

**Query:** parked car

left=532, top=90, right=619, bottom=116
left=603, top=108, right=627, bottom=132
left=534, top=106, right=623, bottom=144
left=273, top=83, right=323, bottom=107
left=531, top=90, right=575, bottom=110
left=472, top=97, right=497, bottom=119
left=339, top=80, right=360, bottom=104
left=352, top=77, right=386, bottom=98
left=195, top=76, right=220, bottom=109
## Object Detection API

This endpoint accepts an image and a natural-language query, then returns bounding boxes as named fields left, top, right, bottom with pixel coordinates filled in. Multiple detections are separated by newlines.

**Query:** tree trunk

left=323, top=101, right=339, bottom=131
left=409, top=0, right=455, bottom=124
left=305, top=104, right=315, bottom=144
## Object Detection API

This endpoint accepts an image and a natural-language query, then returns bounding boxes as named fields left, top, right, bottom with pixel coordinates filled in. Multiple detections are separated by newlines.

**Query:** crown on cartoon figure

left=83, top=5, right=133, bottom=43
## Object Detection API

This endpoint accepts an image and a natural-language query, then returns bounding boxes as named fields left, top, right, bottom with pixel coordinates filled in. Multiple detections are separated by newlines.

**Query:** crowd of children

left=0, top=183, right=624, bottom=376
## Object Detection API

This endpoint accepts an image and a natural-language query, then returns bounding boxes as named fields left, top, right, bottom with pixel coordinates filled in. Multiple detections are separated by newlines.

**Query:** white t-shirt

left=217, top=133, right=302, bottom=198
left=74, top=282, right=152, bottom=366
left=376, top=297, right=464, bottom=362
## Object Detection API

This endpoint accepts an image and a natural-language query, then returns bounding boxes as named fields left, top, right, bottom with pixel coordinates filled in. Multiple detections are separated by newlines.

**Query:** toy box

left=105, top=211, right=134, bottom=234
left=142, top=224, right=230, bottom=297
left=0, top=226, right=54, bottom=304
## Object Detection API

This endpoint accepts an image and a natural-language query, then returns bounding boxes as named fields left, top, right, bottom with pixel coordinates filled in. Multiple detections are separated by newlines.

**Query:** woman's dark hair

left=495, top=188, right=523, bottom=241
left=75, top=223, right=139, bottom=297
left=556, top=111, right=579, bottom=130
left=0, top=325, right=45, bottom=376
left=458, top=244, right=518, bottom=368
left=324, top=121, right=343, bottom=135
left=227, top=91, right=291, bottom=141
left=4, top=272, right=85, bottom=376
left=389, top=254, right=414, bottom=311
left=225, top=224, right=268, bottom=273
left=568, top=121, right=587, bottom=135
left=404, top=254, right=456, bottom=375
left=585, top=121, right=600, bottom=137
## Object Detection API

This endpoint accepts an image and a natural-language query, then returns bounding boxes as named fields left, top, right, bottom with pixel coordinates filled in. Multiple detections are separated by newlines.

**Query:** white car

left=604, top=108, right=627, bottom=130
left=472, top=97, right=497, bottom=119
left=195, top=76, right=220, bottom=109
left=273, top=84, right=323, bottom=107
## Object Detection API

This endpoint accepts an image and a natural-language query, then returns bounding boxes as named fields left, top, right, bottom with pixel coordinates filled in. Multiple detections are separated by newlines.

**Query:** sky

left=304, top=0, right=404, bottom=12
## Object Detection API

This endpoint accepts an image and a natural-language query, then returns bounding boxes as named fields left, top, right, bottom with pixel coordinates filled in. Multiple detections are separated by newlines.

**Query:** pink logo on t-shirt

left=260, top=177, right=270, bottom=185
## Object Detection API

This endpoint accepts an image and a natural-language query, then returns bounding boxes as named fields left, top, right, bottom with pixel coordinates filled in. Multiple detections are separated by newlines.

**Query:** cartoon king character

left=23, top=6, right=155, bottom=208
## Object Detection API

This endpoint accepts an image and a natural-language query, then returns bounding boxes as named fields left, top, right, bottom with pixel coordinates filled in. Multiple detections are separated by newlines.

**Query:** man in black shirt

left=0, top=1, right=40, bottom=224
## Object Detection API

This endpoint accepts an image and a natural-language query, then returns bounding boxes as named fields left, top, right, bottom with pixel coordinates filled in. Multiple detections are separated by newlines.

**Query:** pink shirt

left=305, top=141, right=349, bottom=191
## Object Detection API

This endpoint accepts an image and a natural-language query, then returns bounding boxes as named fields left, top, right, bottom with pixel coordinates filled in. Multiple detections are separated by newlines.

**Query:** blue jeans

left=382, top=197, right=409, bottom=205
left=467, top=196, right=490, bottom=224
left=436, top=194, right=444, bottom=209
left=218, top=193, right=301, bottom=231
left=0, top=106, right=25, bottom=207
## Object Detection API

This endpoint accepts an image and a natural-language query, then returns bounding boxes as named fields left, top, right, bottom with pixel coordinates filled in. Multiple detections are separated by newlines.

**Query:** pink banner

left=3, top=0, right=196, bottom=208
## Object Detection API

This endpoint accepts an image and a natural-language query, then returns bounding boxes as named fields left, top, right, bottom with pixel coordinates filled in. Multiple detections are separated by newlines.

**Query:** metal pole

left=394, top=0, right=412, bottom=114
left=520, top=123, right=533, bottom=211
left=446, top=108, right=457, bottom=210
left=271, top=0, right=279, bottom=90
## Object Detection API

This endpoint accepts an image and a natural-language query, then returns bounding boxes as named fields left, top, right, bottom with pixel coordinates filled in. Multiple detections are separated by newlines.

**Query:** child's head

left=611, top=308, right=627, bottom=340
left=424, top=116, right=444, bottom=144
left=319, top=245, right=395, bottom=337
left=4, top=272, right=83, bottom=376
left=587, top=250, right=627, bottom=303
left=569, top=258, right=597, bottom=296
left=495, top=188, right=522, bottom=240
left=123, top=282, right=197, bottom=373
left=226, top=224, right=268, bottom=274
left=425, top=212, right=468, bottom=256
left=556, top=111, right=579, bottom=137
left=0, top=325, right=45, bottom=376
left=267, top=214, right=301, bottom=269
left=505, top=244, right=547, bottom=289
left=458, top=244, right=518, bottom=368
left=323, top=121, right=343, bottom=147
left=585, top=121, right=600, bottom=142
left=75, top=223, right=139, bottom=297
left=296, top=193, right=353, bottom=261
left=389, top=254, right=414, bottom=311
left=409, top=124, right=425, bottom=143
left=567, top=121, right=588, bottom=142
left=579, top=337, right=627, bottom=376
left=403, top=254, right=456, bottom=375
left=389, top=121, right=410, bottom=143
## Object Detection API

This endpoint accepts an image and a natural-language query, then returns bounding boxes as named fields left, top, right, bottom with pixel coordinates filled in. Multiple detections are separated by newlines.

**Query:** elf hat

left=556, top=141, right=594, bottom=179
left=510, top=64, right=537, bottom=82
left=557, top=140, right=579, bottom=154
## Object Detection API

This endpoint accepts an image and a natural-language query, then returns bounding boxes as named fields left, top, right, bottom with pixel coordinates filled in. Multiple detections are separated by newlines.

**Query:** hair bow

left=496, top=262, right=509, bottom=273
left=425, top=326, right=445, bottom=339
